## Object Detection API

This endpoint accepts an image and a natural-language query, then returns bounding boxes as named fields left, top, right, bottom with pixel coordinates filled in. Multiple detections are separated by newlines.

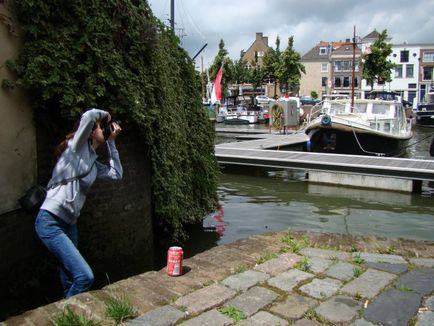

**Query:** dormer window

left=319, top=47, right=327, bottom=55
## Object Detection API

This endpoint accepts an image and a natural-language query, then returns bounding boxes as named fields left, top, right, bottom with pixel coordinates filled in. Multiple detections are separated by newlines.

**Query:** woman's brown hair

left=54, top=118, right=96, bottom=159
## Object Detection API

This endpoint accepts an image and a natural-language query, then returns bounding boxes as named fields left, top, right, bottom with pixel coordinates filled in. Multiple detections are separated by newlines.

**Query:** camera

left=101, top=116, right=121, bottom=140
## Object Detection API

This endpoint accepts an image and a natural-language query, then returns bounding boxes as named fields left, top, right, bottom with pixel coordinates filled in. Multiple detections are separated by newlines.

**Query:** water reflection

left=199, top=168, right=434, bottom=245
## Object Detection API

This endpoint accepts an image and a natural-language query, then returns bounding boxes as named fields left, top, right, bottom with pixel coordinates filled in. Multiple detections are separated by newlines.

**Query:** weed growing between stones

left=256, top=252, right=278, bottom=264
left=218, top=306, right=246, bottom=322
left=352, top=253, right=365, bottom=265
left=54, top=306, right=100, bottom=326
left=353, top=267, right=362, bottom=278
left=295, top=257, right=312, bottom=272
left=280, top=228, right=311, bottom=254
left=105, top=295, right=137, bottom=324
left=304, top=307, right=331, bottom=325
left=397, top=285, right=415, bottom=292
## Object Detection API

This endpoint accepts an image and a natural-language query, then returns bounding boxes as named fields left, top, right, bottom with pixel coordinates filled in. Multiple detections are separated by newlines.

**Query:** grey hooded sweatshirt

left=41, top=109, right=123, bottom=225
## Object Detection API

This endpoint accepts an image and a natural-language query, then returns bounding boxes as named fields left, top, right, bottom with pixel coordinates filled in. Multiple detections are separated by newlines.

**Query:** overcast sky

left=147, top=0, right=434, bottom=69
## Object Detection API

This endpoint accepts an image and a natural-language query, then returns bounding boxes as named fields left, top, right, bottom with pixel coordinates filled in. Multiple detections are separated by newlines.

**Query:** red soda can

left=167, top=246, right=183, bottom=276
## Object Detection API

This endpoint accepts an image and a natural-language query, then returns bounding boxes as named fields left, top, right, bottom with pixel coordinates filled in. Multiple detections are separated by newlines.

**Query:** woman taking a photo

left=35, top=108, right=123, bottom=298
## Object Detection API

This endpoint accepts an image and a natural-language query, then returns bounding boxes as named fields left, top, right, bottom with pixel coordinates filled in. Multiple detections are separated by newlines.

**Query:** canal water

left=180, top=125, right=434, bottom=258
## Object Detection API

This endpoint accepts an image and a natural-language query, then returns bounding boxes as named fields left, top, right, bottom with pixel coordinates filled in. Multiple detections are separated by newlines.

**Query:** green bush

left=4, top=0, right=219, bottom=239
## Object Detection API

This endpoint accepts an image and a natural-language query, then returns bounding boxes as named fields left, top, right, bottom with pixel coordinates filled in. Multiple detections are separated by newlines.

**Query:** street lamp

left=351, top=26, right=362, bottom=110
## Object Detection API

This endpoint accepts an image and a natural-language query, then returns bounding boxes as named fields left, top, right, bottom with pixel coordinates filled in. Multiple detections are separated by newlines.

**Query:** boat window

left=370, top=122, right=380, bottom=130
left=329, top=103, right=346, bottom=114
left=371, top=104, right=390, bottom=115
left=383, top=122, right=391, bottom=132
left=354, top=103, right=367, bottom=113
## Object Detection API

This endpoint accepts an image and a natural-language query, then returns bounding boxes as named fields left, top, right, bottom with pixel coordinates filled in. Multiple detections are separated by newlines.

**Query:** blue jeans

left=35, top=209, right=94, bottom=298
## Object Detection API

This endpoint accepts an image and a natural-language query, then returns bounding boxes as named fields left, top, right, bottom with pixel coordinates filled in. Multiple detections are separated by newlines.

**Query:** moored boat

left=415, top=91, right=434, bottom=126
left=305, top=98, right=413, bottom=156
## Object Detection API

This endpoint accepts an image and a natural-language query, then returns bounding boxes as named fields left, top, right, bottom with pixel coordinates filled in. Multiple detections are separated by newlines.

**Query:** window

left=319, top=47, right=327, bottom=55
left=423, top=51, right=434, bottom=62
left=321, top=63, right=328, bottom=72
left=405, top=64, right=414, bottom=78
left=423, top=66, right=433, bottom=80
left=408, top=83, right=416, bottom=89
left=322, top=77, right=328, bottom=87
left=395, top=65, right=403, bottom=78
left=334, top=77, right=342, bottom=87
left=408, top=91, right=416, bottom=105
left=334, top=60, right=352, bottom=72
left=255, top=51, right=264, bottom=57
left=343, top=77, right=350, bottom=87
left=400, top=50, right=409, bottom=63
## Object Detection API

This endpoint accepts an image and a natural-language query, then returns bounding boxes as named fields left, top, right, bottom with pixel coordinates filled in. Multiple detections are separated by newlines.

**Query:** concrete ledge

left=308, top=171, right=416, bottom=192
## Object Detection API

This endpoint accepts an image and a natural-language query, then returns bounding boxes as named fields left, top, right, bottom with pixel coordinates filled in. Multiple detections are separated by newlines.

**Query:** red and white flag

left=210, top=66, right=222, bottom=105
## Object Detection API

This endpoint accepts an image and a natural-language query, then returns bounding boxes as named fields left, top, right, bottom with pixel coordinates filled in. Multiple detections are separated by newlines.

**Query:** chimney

left=263, top=36, right=268, bottom=46
left=256, top=32, right=263, bottom=41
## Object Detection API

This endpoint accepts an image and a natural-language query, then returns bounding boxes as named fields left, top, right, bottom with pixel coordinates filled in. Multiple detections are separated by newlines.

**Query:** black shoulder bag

left=19, top=162, right=96, bottom=213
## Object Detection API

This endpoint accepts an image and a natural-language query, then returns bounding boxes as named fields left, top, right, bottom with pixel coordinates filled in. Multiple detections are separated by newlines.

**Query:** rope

left=352, top=126, right=434, bottom=157
left=270, top=103, right=283, bottom=131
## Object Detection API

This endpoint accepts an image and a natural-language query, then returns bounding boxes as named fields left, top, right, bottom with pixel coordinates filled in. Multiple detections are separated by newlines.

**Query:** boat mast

left=351, top=25, right=356, bottom=111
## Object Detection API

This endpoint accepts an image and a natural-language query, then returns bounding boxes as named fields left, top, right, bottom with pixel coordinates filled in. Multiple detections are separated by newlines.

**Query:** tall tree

left=276, top=36, right=305, bottom=94
left=232, top=50, right=249, bottom=84
left=362, top=29, right=395, bottom=90
left=250, top=52, right=264, bottom=89
left=262, top=36, right=281, bottom=97
left=209, top=39, right=233, bottom=97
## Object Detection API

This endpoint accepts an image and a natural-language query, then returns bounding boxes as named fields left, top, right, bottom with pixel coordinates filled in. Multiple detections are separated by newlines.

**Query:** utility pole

left=170, top=0, right=175, bottom=31
left=351, top=25, right=356, bottom=111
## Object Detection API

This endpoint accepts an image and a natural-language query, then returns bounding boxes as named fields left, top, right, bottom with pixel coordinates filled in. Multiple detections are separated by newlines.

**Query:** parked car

left=255, top=95, right=274, bottom=104
left=300, top=96, right=320, bottom=106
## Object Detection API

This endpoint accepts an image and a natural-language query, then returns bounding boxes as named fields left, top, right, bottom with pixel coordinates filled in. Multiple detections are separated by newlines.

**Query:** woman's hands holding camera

left=109, top=121, right=122, bottom=140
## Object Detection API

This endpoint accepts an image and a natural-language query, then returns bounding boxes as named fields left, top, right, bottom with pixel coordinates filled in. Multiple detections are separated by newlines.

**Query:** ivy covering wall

left=3, top=0, right=219, bottom=239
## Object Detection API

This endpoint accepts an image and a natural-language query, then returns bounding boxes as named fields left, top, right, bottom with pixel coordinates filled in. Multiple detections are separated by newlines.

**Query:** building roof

left=301, top=41, right=348, bottom=62
left=362, top=30, right=380, bottom=40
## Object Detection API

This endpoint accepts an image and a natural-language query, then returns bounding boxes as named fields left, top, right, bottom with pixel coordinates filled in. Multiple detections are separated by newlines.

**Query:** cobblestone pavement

left=3, top=231, right=434, bottom=325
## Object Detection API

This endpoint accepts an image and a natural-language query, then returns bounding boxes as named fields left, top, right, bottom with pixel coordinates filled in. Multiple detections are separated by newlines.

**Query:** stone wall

left=0, top=123, right=154, bottom=321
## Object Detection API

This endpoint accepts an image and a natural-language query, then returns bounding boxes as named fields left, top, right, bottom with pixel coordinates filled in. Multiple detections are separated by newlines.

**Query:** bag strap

left=48, top=161, right=96, bottom=189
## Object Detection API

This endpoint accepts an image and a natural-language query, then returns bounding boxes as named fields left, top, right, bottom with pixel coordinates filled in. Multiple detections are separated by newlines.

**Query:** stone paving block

left=299, top=278, right=342, bottom=299
left=364, top=288, right=422, bottom=326
left=300, top=248, right=351, bottom=261
left=237, top=311, right=288, bottom=326
left=267, top=269, right=314, bottom=292
left=350, top=319, right=376, bottom=326
left=315, top=295, right=361, bottom=323
left=425, top=295, right=434, bottom=310
left=174, top=283, right=237, bottom=315
left=365, top=262, right=408, bottom=274
left=325, top=261, right=357, bottom=281
left=396, top=268, right=434, bottom=296
left=222, top=270, right=270, bottom=291
left=269, top=293, right=318, bottom=319
left=308, top=257, right=333, bottom=273
left=224, top=286, right=278, bottom=317
left=341, top=268, right=396, bottom=299
left=127, top=305, right=185, bottom=326
left=291, top=319, right=323, bottom=326
left=179, top=309, right=233, bottom=326
left=409, top=258, right=434, bottom=268
left=254, top=253, right=301, bottom=276
left=416, top=311, right=434, bottom=326
left=354, top=252, right=406, bottom=264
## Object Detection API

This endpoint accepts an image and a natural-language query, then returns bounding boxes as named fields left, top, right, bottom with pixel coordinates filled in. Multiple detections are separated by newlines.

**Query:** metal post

left=351, top=25, right=356, bottom=111
left=170, top=0, right=175, bottom=30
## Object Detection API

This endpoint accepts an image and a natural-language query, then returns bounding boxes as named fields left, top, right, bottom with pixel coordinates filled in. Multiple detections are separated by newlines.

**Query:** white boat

left=415, top=91, right=434, bottom=126
left=305, top=98, right=413, bottom=156
left=220, top=95, right=260, bottom=124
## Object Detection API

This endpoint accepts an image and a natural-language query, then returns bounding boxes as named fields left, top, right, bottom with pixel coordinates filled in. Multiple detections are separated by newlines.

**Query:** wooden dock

left=215, top=132, right=434, bottom=191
